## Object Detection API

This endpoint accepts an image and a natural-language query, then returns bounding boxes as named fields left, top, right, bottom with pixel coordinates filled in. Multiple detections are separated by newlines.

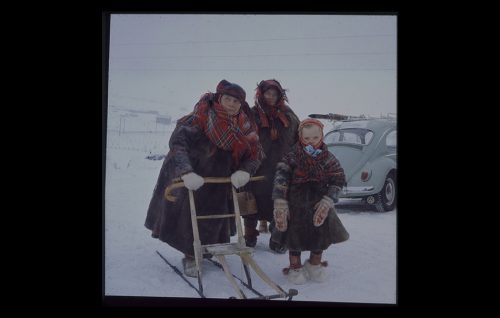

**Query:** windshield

left=324, top=128, right=374, bottom=145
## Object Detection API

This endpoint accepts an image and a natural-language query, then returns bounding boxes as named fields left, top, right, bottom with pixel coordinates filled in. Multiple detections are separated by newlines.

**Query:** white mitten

left=273, top=199, right=289, bottom=232
left=313, top=196, right=334, bottom=227
left=181, top=172, right=204, bottom=191
left=230, top=170, right=250, bottom=188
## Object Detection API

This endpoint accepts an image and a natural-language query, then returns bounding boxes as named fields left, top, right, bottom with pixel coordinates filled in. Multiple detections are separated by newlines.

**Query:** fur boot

left=286, top=267, right=308, bottom=285
left=303, top=259, right=328, bottom=282
left=283, top=253, right=308, bottom=284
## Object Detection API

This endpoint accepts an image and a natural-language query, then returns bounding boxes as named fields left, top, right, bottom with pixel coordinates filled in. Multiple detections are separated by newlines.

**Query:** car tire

left=374, top=172, right=396, bottom=212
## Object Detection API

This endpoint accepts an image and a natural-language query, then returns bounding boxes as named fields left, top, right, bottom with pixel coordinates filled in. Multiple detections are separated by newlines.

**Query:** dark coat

left=246, top=105, right=300, bottom=222
left=145, top=111, right=261, bottom=256
left=270, top=144, right=349, bottom=252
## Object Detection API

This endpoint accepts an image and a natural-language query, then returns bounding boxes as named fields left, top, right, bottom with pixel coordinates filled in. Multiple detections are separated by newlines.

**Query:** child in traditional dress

left=271, top=118, right=349, bottom=284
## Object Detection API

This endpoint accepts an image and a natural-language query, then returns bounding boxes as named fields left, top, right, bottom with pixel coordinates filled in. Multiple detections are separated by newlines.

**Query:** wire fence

left=106, top=128, right=172, bottom=155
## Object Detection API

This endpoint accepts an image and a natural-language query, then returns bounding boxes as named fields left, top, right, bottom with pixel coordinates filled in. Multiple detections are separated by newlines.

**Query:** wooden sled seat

left=203, top=243, right=254, bottom=256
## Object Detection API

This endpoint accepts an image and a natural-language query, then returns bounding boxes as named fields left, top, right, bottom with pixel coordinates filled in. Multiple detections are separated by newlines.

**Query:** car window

left=386, top=130, right=397, bottom=148
left=324, top=128, right=374, bottom=145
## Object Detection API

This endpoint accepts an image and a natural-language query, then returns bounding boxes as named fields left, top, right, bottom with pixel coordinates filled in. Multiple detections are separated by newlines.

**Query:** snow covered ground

left=104, top=110, right=397, bottom=304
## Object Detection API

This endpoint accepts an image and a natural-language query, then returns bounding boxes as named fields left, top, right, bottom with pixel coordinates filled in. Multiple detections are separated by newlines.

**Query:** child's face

left=301, top=125, right=323, bottom=147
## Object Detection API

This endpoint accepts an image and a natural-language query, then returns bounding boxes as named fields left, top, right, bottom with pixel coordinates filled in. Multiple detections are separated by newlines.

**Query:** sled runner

left=165, top=176, right=298, bottom=300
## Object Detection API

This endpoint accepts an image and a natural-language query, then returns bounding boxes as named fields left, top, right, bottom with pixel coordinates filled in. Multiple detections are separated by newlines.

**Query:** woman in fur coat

left=271, top=118, right=349, bottom=284
left=243, top=79, right=300, bottom=252
left=145, top=80, right=263, bottom=277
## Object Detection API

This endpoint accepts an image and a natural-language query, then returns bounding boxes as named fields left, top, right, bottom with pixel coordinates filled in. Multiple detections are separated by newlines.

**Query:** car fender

left=365, top=156, right=396, bottom=194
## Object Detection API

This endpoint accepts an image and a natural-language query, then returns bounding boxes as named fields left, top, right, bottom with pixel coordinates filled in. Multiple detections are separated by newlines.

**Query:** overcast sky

left=107, top=14, right=396, bottom=121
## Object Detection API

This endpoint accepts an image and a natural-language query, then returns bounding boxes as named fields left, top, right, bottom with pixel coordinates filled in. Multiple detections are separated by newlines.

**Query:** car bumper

left=339, top=186, right=375, bottom=197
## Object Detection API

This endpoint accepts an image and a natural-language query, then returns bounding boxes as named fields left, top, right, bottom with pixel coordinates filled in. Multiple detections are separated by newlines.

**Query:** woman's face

left=301, top=125, right=323, bottom=147
left=263, top=88, right=279, bottom=106
left=220, top=94, right=241, bottom=116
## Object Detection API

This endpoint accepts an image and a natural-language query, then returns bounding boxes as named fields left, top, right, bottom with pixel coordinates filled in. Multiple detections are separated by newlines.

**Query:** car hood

left=328, top=143, right=365, bottom=181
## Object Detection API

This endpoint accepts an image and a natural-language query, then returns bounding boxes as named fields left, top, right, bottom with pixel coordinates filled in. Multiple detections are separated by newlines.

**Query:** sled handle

left=164, top=176, right=265, bottom=202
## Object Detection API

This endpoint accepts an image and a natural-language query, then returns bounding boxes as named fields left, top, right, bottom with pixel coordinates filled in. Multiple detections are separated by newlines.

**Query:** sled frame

left=172, top=176, right=296, bottom=300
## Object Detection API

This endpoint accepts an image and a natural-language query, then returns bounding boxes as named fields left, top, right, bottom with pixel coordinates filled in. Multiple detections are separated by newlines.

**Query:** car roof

left=331, top=118, right=396, bottom=132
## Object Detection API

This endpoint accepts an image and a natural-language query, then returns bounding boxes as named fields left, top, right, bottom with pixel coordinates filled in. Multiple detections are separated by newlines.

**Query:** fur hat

left=216, top=79, right=246, bottom=104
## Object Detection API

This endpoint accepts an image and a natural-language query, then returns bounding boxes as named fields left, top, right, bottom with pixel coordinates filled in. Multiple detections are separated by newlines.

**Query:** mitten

left=313, top=196, right=334, bottom=227
left=230, top=170, right=250, bottom=188
left=181, top=172, right=204, bottom=191
left=273, top=199, right=289, bottom=232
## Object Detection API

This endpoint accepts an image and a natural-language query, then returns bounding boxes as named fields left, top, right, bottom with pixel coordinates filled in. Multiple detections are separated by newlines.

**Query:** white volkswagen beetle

left=310, top=114, right=397, bottom=212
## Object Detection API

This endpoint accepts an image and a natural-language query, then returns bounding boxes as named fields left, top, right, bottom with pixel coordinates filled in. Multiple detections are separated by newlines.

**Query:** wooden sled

left=164, top=176, right=298, bottom=300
